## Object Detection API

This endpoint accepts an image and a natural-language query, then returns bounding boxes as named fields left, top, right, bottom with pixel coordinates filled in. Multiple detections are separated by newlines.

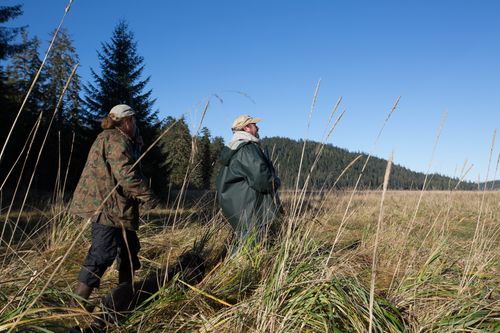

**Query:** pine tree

left=209, top=136, right=225, bottom=189
left=197, top=127, right=212, bottom=189
left=40, top=28, right=86, bottom=192
left=0, top=4, right=25, bottom=61
left=82, top=20, right=158, bottom=133
left=82, top=20, right=168, bottom=196
left=161, top=116, right=192, bottom=188
left=0, top=3, right=26, bottom=151
left=43, top=28, right=81, bottom=131
left=0, top=5, right=31, bottom=187
left=6, top=31, right=44, bottom=125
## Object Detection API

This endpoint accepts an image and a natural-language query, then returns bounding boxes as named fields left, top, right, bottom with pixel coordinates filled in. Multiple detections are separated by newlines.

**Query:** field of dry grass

left=0, top=189, right=498, bottom=332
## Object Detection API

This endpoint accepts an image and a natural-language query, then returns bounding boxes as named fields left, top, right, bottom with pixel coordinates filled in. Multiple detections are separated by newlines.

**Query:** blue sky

left=4, top=0, right=500, bottom=182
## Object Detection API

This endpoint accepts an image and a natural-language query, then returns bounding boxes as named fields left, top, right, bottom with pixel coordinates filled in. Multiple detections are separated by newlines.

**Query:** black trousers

left=78, top=222, right=141, bottom=289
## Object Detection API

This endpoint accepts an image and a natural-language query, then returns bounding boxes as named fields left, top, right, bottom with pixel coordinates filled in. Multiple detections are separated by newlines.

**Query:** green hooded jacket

left=70, top=128, right=157, bottom=230
left=216, top=140, right=281, bottom=239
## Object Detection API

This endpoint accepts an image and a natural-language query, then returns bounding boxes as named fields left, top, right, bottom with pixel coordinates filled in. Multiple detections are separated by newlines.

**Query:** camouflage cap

left=231, top=115, right=261, bottom=131
left=109, top=104, right=135, bottom=121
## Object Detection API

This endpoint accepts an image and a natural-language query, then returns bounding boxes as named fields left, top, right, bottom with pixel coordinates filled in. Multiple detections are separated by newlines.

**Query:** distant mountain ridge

left=261, top=137, right=477, bottom=191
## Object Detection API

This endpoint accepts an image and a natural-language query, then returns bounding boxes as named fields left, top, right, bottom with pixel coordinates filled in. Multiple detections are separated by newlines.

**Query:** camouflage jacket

left=70, top=128, right=157, bottom=230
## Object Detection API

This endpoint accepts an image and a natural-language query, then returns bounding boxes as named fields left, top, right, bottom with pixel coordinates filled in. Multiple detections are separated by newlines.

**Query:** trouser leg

left=78, top=223, right=119, bottom=289
left=116, top=228, right=141, bottom=284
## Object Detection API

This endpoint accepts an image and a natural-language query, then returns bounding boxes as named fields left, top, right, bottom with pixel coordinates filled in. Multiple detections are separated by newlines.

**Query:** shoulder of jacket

left=236, top=142, right=264, bottom=159
left=235, top=141, right=255, bottom=153
left=101, top=129, right=129, bottom=144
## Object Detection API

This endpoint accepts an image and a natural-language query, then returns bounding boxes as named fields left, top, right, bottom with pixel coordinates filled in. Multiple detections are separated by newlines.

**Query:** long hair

left=101, top=116, right=123, bottom=130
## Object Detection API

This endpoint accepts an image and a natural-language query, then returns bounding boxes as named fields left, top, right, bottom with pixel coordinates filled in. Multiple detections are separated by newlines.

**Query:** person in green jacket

left=70, top=104, right=158, bottom=309
left=216, top=115, right=282, bottom=243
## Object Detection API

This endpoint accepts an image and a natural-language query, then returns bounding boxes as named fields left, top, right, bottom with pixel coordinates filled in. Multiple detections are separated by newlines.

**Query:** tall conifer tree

left=209, top=136, right=225, bottom=189
left=197, top=127, right=212, bottom=189
left=6, top=31, right=43, bottom=125
left=0, top=4, right=26, bottom=156
left=161, top=116, right=192, bottom=188
left=44, top=28, right=81, bottom=131
left=41, top=28, right=85, bottom=192
left=0, top=4, right=29, bottom=186
left=83, top=20, right=168, bottom=196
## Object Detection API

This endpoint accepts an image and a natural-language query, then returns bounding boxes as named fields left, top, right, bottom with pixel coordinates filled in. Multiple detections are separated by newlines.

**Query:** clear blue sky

left=4, top=0, right=500, bottom=182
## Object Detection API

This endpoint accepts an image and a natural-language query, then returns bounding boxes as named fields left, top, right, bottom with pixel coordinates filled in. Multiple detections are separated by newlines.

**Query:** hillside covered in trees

left=261, top=137, right=476, bottom=191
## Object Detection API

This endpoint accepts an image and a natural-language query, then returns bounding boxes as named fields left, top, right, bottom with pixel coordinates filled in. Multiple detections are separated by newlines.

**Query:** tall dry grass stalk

left=291, top=101, right=345, bottom=220
left=368, top=152, right=392, bottom=333
left=172, top=100, right=210, bottom=230
left=2, top=64, right=79, bottom=265
left=0, top=112, right=43, bottom=247
left=460, top=128, right=497, bottom=292
left=329, top=96, right=400, bottom=257
left=491, top=153, right=500, bottom=190
left=277, top=86, right=347, bottom=308
left=389, top=110, right=447, bottom=291
left=292, top=79, right=321, bottom=214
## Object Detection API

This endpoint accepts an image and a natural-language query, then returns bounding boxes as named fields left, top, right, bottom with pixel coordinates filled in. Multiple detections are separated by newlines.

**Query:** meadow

left=0, top=189, right=498, bottom=332
left=1, top=2, right=498, bottom=332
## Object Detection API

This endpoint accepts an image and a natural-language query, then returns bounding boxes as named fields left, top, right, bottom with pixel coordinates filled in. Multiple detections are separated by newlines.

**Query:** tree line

left=0, top=5, right=224, bottom=202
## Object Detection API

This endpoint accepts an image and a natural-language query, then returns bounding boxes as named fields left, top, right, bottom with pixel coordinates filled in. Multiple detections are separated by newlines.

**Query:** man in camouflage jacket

left=70, top=104, right=157, bottom=309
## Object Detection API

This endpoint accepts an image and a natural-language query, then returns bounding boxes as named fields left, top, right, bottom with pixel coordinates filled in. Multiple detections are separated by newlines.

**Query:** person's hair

left=101, top=116, right=124, bottom=130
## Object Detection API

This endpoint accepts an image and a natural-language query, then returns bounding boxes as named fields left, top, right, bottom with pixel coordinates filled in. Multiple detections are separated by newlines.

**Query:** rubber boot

left=70, top=281, right=94, bottom=311
left=118, top=269, right=134, bottom=285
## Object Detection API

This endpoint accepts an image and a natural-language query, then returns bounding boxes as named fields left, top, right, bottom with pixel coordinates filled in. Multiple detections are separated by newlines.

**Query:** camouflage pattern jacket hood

left=70, top=128, right=157, bottom=230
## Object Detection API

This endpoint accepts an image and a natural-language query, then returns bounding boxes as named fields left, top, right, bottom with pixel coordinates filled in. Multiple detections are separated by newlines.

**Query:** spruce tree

left=0, top=4, right=30, bottom=187
left=161, top=116, right=192, bottom=188
left=0, top=3, right=26, bottom=159
left=82, top=20, right=158, bottom=133
left=209, top=136, right=225, bottom=189
left=196, top=127, right=212, bottom=189
left=0, top=4, right=25, bottom=61
left=41, top=28, right=85, bottom=192
left=43, top=28, right=81, bottom=131
left=83, top=20, right=168, bottom=196
left=6, top=31, right=44, bottom=126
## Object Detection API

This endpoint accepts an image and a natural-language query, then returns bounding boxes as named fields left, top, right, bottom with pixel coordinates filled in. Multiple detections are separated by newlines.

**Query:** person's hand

left=141, top=196, right=159, bottom=211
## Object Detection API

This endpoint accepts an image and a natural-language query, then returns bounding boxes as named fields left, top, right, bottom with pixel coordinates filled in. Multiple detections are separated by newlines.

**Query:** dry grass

left=0, top=189, right=498, bottom=332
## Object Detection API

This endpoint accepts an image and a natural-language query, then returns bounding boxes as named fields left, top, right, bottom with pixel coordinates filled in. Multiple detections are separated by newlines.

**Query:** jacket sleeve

left=106, top=136, right=158, bottom=209
left=233, top=143, right=276, bottom=193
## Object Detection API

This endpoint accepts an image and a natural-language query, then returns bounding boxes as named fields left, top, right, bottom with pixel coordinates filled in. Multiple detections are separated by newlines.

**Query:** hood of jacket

left=228, top=131, right=259, bottom=149
left=220, top=131, right=259, bottom=166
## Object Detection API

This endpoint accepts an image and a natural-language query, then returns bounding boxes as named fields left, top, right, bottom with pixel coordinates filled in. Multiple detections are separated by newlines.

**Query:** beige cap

left=231, top=114, right=261, bottom=131
left=109, top=104, right=135, bottom=121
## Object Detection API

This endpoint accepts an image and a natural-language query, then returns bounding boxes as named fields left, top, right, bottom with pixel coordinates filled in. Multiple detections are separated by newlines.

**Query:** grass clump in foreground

left=0, top=191, right=498, bottom=332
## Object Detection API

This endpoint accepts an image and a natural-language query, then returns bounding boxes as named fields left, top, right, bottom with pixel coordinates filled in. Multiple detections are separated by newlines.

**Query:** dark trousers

left=78, top=222, right=141, bottom=289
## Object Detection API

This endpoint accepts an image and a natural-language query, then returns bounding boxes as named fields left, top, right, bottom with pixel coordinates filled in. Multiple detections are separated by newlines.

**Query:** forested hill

left=479, top=181, right=500, bottom=190
left=261, top=137, right=476, bottom=191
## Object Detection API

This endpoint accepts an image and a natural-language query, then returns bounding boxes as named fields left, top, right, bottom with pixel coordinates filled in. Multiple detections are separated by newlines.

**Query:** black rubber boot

left=118, top=269, right=134, bottom=284
left=70, top=281, right=94, bottom=311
